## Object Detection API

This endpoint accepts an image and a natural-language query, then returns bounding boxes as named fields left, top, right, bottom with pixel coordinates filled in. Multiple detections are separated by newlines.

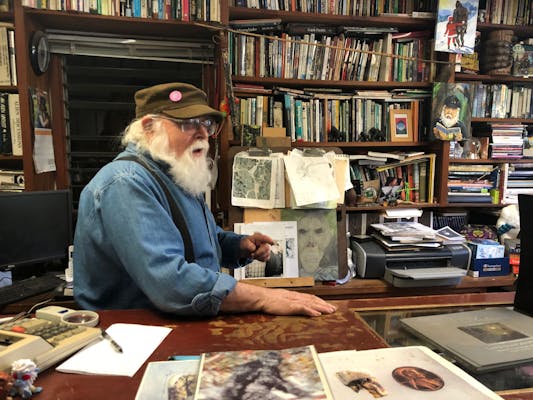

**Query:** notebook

left=400, top=194, right=533, bottom=373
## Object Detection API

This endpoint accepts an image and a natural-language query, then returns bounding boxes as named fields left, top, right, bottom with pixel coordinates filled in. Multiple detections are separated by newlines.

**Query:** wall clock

left=29, top=31, right=50, bottom=75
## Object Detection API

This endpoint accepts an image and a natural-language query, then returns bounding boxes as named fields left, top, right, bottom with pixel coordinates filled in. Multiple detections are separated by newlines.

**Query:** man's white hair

left=120, top=115, right=212, bottom=196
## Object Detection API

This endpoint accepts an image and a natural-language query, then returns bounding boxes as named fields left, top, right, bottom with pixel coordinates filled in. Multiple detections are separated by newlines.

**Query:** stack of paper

left=370, top=221, right=443, bottom=250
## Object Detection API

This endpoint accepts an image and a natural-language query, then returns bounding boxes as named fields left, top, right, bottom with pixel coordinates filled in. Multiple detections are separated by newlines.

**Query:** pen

left=101, top=329, right=123, bottom=353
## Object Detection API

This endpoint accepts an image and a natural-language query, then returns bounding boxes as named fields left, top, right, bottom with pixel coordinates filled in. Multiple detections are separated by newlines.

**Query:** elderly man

left=432, top=95, right=467, bottom=141
left=74, top=82, right=336, bottom=317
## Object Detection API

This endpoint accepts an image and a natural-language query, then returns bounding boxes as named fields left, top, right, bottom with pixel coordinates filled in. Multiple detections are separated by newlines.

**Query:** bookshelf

left=1, top=0, right=531, bottom=294
left=6, top=1, right=222, bottom=194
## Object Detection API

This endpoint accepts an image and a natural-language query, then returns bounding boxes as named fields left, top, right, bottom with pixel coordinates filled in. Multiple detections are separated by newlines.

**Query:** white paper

left=33, top=128, right=56, bottom=173
left=284, top=149, right=340, bottom=207
left=56, top=323, right=171, bottom=377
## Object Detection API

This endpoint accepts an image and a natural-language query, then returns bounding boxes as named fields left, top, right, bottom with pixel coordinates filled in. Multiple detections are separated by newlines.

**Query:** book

left=0, top=27, right=10, bottom=86
left=371, top=221, right=437, bottom=239
left=135, top=359, right=199, bottom=400
left=401, top=307, right=533, bottom=373
left=0, top=92, right=11, bottom=155
left=434, top=121, right=462, bottom=140
left=8, top=93, right=21, bottom=156
left=367, top=150, right=406, bottom=160
left=194, top=345, right=333, bottom=399
left=318, top=346, right=502, bottom=399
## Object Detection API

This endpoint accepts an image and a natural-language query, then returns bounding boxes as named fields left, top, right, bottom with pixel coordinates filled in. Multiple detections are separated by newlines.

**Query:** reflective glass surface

left=359, top=305, right=533, bottom=392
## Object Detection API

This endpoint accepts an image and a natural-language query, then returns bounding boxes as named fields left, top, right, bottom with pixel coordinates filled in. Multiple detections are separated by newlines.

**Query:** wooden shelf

left=456, top=73, right=533, bottom=83
left=228, top=7, right=435, bottom=30
left=232, top=75, right=433, bottom=90
left=296, top=274, right=517, bottom=300
left=449, top=158, right=533, bottom=164
left=476, top=22, right=533, bottom=36
left=295, top=141, right=429, bottom=148
left=23, top=7, right=218, bottom=39
left=472, top=117, right=533, bottom=124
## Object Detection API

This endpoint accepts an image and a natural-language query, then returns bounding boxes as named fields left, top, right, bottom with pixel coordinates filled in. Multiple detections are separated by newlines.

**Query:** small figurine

left=0, top=371, right=14, bottom=400
left=9, top=360, right=42, bottom=399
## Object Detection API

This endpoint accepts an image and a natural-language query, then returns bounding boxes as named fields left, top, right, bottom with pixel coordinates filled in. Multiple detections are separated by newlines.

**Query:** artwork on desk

left=434, top=0, right=479, bottom=54
left=195, top=345, right=332, bottom=400
left=431, top=82, right=473, bottom=142
left=281, top=209, right=338, bottom=281
left=317, top=346, right=503, bottom=399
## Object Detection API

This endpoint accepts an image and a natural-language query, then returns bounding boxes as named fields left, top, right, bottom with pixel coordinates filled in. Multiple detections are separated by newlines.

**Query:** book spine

left=8, top=93, right=21, bottom=156
left=0, top=92, right=12, bottom=155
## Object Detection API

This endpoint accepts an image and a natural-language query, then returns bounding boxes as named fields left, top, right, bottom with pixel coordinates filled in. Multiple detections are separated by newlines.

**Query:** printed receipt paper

left=56, top=323, right=171, bottom=376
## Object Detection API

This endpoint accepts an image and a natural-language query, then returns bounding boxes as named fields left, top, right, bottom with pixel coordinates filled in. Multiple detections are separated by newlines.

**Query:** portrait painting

left=431, top=82, right=473, bottom=142
left=281, top=208, right=338, bottom=281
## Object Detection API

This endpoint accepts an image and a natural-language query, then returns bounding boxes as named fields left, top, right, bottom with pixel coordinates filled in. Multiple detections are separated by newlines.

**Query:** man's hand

left=240, top=232, right=274, bottom=261
left=220, top=282, right=337, bottom=317
left=258, top=288, right=338, bottom=317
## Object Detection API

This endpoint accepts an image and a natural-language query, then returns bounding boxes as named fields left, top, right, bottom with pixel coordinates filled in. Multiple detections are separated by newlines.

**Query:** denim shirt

left=73, top=144, right=243, bottom=316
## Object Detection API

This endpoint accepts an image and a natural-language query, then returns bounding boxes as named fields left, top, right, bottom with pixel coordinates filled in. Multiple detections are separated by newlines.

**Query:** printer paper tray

left=384, top=267, right=467, bottom=288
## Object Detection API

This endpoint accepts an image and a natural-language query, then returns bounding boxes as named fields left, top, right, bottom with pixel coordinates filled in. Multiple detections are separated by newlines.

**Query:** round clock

left=29, top=31, right=50, bottom=75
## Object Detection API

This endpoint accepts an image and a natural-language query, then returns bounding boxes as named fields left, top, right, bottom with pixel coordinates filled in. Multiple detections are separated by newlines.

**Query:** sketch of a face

left=298, top=216, right=333, bottom=273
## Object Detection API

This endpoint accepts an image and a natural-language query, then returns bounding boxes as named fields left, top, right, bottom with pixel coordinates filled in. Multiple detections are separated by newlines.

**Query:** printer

left=350, top=237, right=472, bottom=287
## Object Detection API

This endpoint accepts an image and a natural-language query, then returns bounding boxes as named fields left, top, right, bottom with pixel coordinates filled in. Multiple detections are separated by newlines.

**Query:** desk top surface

left=8, top=292, right=532, bottom=400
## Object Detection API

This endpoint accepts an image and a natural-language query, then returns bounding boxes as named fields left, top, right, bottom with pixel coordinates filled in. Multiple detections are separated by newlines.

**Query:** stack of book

left=488, top=123, right=527, bottom=159
left=447, top=164, right=498, bottom=204
left=502, top=162, right=533, bottom=204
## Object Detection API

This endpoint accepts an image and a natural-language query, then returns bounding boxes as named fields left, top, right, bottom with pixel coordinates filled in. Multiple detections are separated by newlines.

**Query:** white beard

left=147, top=133, right=212, bottom=197
left=440, top=109, right=459, bottom=128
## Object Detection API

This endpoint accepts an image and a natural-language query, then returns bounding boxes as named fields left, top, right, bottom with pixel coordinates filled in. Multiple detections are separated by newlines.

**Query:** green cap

left=134, top=82, right=224, bottom=121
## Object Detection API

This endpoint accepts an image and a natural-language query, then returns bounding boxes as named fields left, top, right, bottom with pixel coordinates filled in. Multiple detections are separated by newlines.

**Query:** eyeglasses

left=162, top=116, right=219, bottom=137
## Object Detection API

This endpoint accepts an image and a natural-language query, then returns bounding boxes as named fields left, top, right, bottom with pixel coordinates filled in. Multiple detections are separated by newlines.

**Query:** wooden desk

left=14, top=292, right=530, bottom=400
left=0, top=274, right=516, bottom=315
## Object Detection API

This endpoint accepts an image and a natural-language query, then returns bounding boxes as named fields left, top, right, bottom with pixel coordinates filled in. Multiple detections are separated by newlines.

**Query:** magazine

left=318, top=346, right=502, bottom=399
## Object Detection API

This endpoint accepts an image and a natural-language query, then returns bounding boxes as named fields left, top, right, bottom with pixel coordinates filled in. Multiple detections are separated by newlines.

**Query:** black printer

left=350, top=237, right=472, bottom=287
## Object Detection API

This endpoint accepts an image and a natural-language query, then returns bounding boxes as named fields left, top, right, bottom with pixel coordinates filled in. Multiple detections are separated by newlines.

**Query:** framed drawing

left=390, top=109, right=413, bottom=142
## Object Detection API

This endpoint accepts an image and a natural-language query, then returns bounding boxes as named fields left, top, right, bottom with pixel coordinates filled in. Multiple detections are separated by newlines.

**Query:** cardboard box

left=256, top=136, right=291, bottom=148
left=467, top=239, right=505, bottom=259
left=469, top=257, right=510, bottom=277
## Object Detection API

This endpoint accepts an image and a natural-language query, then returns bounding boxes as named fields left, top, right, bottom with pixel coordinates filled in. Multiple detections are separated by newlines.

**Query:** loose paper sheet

left=56, top=323, right=171, bottom=376
left=284, top=149, right=339, bottom=207
left=33, top=128, right=56, bottom=173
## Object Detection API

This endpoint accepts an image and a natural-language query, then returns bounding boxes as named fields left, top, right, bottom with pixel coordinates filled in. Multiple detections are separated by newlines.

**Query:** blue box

left=469, top=257, right=510, bottom=277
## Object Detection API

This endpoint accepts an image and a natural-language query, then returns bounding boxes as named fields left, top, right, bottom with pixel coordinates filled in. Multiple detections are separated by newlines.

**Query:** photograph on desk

left=318, top=346, right=502, bottom=399
left=135, top=359, right=199, bottom=400
left=281, top=209, right=338, bottom=281
left=195, top=345, right=332, bottom=399
left=233, top=221, right=298, bottom=280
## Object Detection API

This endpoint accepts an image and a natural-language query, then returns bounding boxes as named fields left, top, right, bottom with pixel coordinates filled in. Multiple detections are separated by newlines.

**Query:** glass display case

left=359, top=305, right=533, bottom=392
